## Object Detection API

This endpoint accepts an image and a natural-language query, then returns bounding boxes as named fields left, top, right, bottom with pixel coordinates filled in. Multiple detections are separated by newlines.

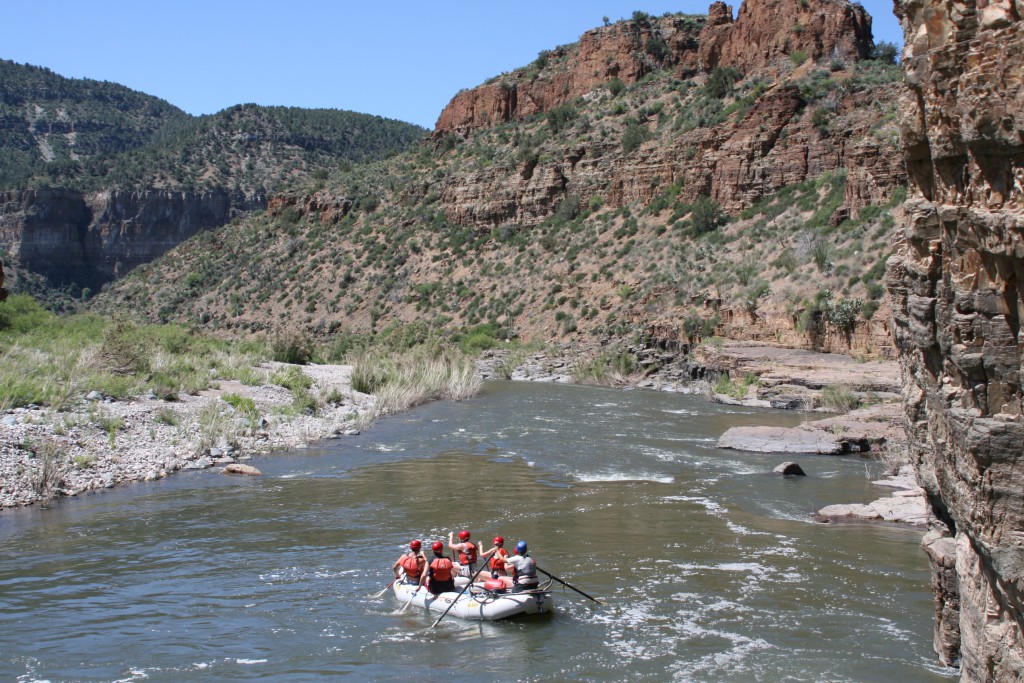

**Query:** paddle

left=430, top=554, right=491, bottom=628
left=536, top=566, right=602, bottom=605
left=372, top=576, right=399, bottom=599
left=400, top=586, right=418, bottom=612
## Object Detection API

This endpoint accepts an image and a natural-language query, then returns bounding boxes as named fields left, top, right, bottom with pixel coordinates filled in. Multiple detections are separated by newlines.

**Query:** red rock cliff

left=434, top=0, right=875, bottom=136
left=887, top=0, right=1024, bottom=678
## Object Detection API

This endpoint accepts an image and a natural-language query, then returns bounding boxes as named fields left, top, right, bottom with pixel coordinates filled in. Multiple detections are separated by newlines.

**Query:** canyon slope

left=0, top=61, right=426, bottom=305
left=95, top=0, right=905, bottom=361
left=887, top=0, right=1024, bottom=679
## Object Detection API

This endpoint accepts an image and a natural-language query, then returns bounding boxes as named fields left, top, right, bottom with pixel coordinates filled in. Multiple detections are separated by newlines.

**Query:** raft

left=393, top=578, right=554, bottom=621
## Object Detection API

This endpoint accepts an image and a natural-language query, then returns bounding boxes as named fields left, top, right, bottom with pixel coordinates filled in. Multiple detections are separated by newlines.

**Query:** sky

left=2, top=1, right=903, bottom=130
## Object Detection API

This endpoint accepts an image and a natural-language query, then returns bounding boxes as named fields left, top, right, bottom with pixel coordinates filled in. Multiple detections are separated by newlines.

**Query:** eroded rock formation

left=430, top=0, right=902, bottom=230
left=0, top=188, right=264, bottom=290
left=887, top=0, right=1024, bottom=678
left=434, top=0, right=874, bottom=137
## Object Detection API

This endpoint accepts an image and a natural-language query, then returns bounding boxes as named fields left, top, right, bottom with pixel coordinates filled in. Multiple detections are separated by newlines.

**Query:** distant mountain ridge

left=0, top=59, right=427, bottom=306
left=0, top=59, right=427, bottom=193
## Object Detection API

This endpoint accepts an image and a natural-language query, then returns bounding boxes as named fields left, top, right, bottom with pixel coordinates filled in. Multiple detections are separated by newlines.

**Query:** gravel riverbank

left=0, top=362, right=373, bottom=509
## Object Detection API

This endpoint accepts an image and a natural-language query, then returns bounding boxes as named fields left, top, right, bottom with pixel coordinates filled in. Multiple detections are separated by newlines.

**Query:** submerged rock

left=223, top=463, right=261, bottom=476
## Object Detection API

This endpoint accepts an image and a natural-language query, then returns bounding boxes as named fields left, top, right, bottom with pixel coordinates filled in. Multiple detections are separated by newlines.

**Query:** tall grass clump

left=0, top=295, right=271, bottom=411
left=350, top=346, right=481, bottom=416
left=573, top=348, right=638, bottom=385
left=820, top=384, right=861, bottom=413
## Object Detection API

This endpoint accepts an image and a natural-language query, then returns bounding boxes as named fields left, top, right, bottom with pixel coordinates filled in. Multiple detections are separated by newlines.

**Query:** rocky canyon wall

left=887, top=0, right=1024, bottom=679
left=0, top=188, right=264, bottom=291
left=434, top=0, right=874, bottom=137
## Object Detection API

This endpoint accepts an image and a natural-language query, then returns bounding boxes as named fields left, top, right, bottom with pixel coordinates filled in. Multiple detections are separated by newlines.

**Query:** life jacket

left=399, top=552, right=423, bottom=579
left=490, top=548, right=509, bottom=572
left=458, top=542, right=478, bottom=566
left=512, top=555, right=538, bottom=585
left=429, top=556, right=454, bottom=582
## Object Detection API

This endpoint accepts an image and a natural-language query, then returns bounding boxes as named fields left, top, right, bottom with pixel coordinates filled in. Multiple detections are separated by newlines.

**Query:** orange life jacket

left=430, top=556, right=454, bottom=582
left=399, top=553, right=423, bottom=578
left=458, top=542, right=478, bottom=566
left=490, top=548, right=509, bottom=571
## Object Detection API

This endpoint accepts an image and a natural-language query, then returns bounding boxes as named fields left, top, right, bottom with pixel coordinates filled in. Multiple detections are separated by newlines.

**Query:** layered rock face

left=435, top=0, right=873, bottom=137
left=0, top=189, right=263, bottom=290
left=887, top=0, right=1024, bottom=678
left=431, top=0, right=900, bottom=229
left=435, top=15, right=704, bottom=136
left=698, top=0, right=872, bottom=73
left=436, top=79, right=903, bottom=230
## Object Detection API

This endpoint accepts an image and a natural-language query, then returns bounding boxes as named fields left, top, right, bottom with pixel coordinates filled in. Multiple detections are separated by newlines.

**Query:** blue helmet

left=515, top=540, right=528, bottom=555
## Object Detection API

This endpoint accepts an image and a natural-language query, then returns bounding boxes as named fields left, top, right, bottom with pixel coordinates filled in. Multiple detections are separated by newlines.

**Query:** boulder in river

left=773, top=461, right=806, bottom=476
left=223, top=463, right=261, bottom=476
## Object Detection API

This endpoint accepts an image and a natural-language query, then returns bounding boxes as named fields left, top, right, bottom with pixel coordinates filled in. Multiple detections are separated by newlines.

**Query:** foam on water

left=575, top=471, right=674, bottom=484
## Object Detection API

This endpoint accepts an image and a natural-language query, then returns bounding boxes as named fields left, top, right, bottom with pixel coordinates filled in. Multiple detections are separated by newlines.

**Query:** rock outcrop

left=435, top=15, right=705, bottom=136
left=430, top=0, right=902, bottom=230
left=434, top=0, right=874, bottom=137
left=697, top=0, right=872, bottom=74
left=887, top=0, right=1024, bottom=678
left=435, top=81, right=904, bottom=229
left=0, top=188, right=264, bottom=290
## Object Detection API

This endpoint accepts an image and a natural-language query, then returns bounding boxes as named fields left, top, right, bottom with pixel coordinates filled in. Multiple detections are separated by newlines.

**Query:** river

left=0, top=381, right=953, bottom=682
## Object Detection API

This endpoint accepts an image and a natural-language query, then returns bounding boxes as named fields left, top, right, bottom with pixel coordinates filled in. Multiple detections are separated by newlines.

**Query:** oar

left=372, top=576, right=399, bottom=599
left=536, top=566, right=602, bottom=605
left=430, top=557, right=490, bottom=628
left=399, top=585, right=418, bottom=612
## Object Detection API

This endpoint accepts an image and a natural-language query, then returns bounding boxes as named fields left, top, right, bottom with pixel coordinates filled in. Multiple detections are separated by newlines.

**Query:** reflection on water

left=0, top=381, right=952, bottom=682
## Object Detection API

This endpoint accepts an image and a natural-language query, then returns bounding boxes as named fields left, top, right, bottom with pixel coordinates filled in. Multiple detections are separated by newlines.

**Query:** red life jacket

left=399, top=553, right=423, bottom=578
left=458, top=542, right=478, bottom=566
left=490, top=548, right=509, bottom=571
left=430, top=556, right=454, bottom=582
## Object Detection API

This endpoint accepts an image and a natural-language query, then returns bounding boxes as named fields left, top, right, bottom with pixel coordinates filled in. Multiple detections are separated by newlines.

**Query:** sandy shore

left=0, top=362, right=373, bottom=508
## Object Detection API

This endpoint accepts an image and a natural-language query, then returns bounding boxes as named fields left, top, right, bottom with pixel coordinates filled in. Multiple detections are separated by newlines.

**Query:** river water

left=0, top=381, right=952, bottom=682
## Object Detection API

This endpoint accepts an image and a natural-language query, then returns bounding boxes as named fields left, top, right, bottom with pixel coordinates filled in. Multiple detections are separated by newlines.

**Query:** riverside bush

left=351, top=346, right=480, bottom=415
left=821, top=384, right=860, bottom=413
left=573, top=348, right=637, bottom=385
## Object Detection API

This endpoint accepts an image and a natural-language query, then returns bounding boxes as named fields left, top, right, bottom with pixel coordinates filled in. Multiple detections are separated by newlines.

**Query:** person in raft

left=448, top=530, right=479, bottom=578
left=488, top=536, right=510, bottom=579
left=392, top=539, right=426, bottom=585
left=423, top=541, right=456, bottom=595
left=502, top=540, right=539, bottom=591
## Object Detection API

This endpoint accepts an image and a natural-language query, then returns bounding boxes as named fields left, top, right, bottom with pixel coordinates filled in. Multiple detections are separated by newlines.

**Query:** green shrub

left=690, top=196, right=725, bottom=234
left=270, top=365, right=313, bottom=392
left=622, top=120, right=648, bottom=154
left=222, top=392, right=258, bottom=418
left=821, top=384, right=860, bottom=413
left=705, top=67, right=741, bottom=99
left=0, top=295, right=53, bottom=334
left=270, top=328, right=313, bottom=364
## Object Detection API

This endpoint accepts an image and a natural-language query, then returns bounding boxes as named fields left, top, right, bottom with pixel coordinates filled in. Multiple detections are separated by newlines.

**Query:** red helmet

left=493, top=536, right=504, bottom=546
left=409, top=539, right=421, bottom=552
left=458, top=530, right=471, bottom=541
left=431, top=541, right=444, bottom=553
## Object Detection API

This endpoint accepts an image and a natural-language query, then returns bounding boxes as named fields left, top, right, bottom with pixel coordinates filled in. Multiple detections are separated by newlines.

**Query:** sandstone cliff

left=887, top=0, right=1024, bottom=678
left=430, top=0, right=900, bottom=233
left=435, top=0, right=873, bottom=136
left=0, top=188, right=264, bottom=291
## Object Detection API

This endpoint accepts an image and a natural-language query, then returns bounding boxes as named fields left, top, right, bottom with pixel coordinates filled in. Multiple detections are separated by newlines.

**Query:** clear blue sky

left=2, top=1, right=902, bottom=130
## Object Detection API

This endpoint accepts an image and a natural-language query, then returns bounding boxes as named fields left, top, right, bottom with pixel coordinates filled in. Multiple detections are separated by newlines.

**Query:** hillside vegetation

left=0, top=59, right=428, bottom=193
left=94, top=23, right=904, bottom=358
